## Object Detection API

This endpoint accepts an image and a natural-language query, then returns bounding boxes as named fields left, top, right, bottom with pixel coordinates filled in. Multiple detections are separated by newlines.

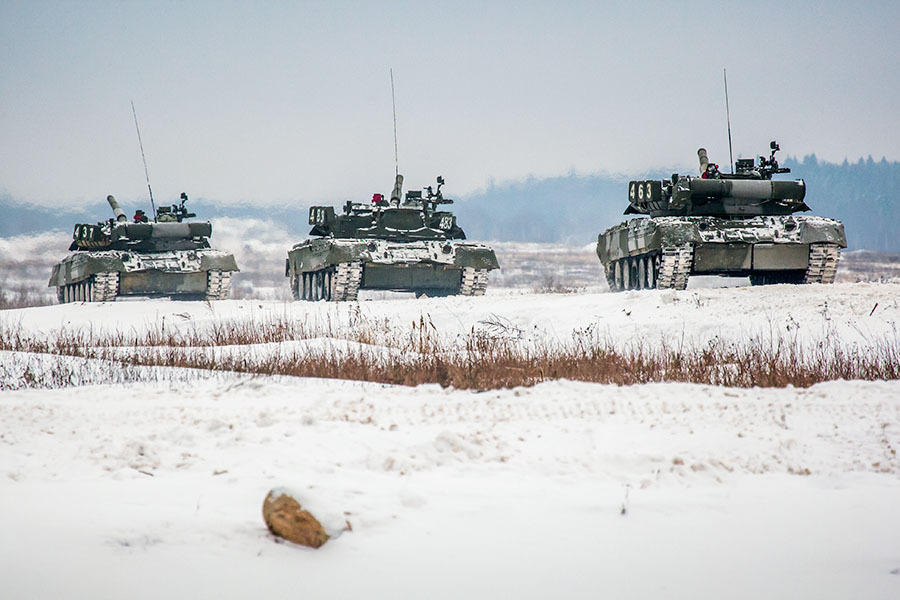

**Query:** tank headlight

left=442, top=245, right=452, bottom=254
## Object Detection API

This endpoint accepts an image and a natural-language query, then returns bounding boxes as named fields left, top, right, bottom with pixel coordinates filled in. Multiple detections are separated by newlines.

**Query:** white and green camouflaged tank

left=49, top=195, right=239, bottom=303
left=597, top=142, right=846, bottom=291
left=286, top=175, right=499, bottom=301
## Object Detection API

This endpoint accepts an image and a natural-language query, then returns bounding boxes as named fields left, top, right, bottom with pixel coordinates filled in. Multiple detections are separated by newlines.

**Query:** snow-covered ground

left=2, top=284, right=899, bottom=599
left=2, top=282, right=897, bottom=352
left=2, top=376, right=899, bottom=599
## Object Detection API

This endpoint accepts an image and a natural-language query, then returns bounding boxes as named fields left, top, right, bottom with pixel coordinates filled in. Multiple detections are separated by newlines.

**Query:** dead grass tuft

left=1, top=317, right=898, bottom=390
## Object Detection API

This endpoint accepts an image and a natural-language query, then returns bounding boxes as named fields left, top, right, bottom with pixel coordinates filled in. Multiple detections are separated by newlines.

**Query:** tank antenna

left=390, top=68, right=399, bottom=176
left=723, top=68, right=734, bottom=174
left=131, top=101, right=157, bottom=221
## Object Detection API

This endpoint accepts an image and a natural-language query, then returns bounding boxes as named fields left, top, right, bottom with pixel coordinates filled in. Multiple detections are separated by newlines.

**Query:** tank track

left=459, top=267, right=489, bottom=296
left=56, top=271, right=119, bottom=303
left=295, top=262, right=362, bottom=302
left=656, top=244, right=693, bottom=290
left=331, top=262, right=362, bottom=301
left=205, top=270, right=233, bottom=301
left=804, top=243, right=841, bottom=284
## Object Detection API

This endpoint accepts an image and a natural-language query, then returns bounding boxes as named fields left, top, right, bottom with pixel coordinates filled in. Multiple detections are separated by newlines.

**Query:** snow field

left=1, top=376, right=899, bottom=599
left=1, top=282, right=899, bottom=598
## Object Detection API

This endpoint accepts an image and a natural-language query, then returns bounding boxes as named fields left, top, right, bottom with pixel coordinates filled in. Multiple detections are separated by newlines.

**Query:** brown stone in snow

left=262, top=489, right=330, bottom=548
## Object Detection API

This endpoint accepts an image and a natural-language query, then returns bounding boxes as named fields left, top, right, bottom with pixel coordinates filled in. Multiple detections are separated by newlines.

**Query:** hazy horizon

left=2, top=0, right=898, bottom=208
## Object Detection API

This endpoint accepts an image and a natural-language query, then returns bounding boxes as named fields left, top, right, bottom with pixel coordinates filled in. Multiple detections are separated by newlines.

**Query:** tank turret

left=626, top=141, right=810, bottom=217
left=307, top=175, right=466, bottom=242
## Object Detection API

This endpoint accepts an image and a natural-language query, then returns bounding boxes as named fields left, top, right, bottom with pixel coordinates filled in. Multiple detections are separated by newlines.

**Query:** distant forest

left=2, top=156, right=898, bottom=251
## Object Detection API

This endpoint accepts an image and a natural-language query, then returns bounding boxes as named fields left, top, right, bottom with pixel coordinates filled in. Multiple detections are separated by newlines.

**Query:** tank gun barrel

left=390, top=174, right=404, bottom=205
left=107, top=195, right=127, bottom=222
left=697, top=148, right=709, bottom=174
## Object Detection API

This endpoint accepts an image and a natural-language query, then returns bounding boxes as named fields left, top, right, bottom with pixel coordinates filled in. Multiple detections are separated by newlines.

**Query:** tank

left=49, top=194, right=239, bottom=302
left=286, top=175, right=499, bottom=300
left=597, top=141, right=846, bottom=291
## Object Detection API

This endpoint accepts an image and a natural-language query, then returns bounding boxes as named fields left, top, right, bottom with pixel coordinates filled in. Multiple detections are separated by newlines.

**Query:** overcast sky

left=2, top=0, right=898, bottom=208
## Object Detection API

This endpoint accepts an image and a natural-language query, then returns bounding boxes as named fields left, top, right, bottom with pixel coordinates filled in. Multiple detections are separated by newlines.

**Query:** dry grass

left=1, top=316, right=897, bottom=390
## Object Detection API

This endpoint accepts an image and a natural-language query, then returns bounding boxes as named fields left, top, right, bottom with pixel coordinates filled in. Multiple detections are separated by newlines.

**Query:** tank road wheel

left=317, top=270, right=327, bottom=301
left=632, top=258, right=640, bottom=290
left=459, top=267, right=489, bottom=296
left=325, top=269, right=334, bottom=301
left=303, top=272, right=314, bottom=301
left=605, top=263, right=618, bottom=292
left=645, top=254, right=657, bottom=289
left=628, top=258, right=638, bottom=290
left=639, top=257, right=649, bottom=290
left=614, top=260, right=624, bottom=292
left=316, top=270, right=331, bottom=301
